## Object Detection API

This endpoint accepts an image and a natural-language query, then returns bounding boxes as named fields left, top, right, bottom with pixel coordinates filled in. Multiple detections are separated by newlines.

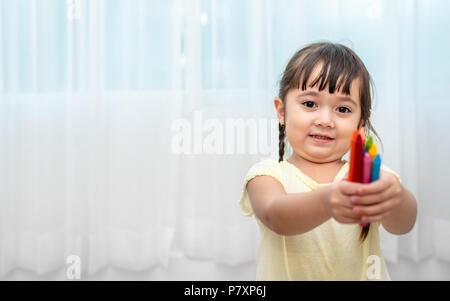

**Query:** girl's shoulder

left=243, top=158, right=284, bottom=184
left=240, top=158, right=283, bottom=217
left=380, top=164, right=402, bottom=184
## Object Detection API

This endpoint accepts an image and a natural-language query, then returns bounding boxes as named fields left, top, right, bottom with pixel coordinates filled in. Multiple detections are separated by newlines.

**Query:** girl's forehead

left=297, top=79, right=361, bottom=105
left=299, top=62, right=361, bottom=101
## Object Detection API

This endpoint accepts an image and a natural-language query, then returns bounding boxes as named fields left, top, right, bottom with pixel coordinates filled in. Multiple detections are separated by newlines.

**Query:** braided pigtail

left=278, top=122, right=286, bottom=163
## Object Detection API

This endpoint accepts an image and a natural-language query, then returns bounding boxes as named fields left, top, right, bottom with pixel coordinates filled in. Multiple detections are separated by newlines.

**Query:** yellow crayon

left=359, top=127, right=366, bottom=142
left=368, top=143, right=377, bottom=160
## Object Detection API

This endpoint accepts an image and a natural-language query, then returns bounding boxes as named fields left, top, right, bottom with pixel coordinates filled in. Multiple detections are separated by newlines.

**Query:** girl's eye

left=302, top=101, right=351, bottom=114
left=302, top=101, right=316, bottom=108
left=338, top=107, right=351, bottom=113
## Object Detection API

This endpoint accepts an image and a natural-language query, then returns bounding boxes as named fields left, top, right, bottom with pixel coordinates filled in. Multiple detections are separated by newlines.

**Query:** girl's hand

left=349, top=171, right=403, bottom=224
left=322, top=175, right=364, bottom=224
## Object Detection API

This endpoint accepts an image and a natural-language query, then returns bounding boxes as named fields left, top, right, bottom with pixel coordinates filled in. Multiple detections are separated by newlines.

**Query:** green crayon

left=365, top=135, right=373, bottom=152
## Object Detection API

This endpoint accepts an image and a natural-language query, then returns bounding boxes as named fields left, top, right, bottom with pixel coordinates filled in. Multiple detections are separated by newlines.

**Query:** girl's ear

left=274, top=97, right=285, bottom=124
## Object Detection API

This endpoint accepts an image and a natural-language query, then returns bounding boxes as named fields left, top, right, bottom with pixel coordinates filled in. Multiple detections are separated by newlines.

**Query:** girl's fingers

left=360, top=212, right=389, bottom=223
left=340, top=181, right=365, bottom=197
left=351, top=180, right=398, bottom=206
left=341, top=198, right=354, bottom=210
left=353, top=199, right=393, bottom=217
left=341, top=207, right=363, bottom=220
left=351, top=191, right=386, bottom=206
left=336, top=195, right=356, bottom=210
left=356, top=171, right=393, bottom=196
left=352, top=184, right=400, bottom=216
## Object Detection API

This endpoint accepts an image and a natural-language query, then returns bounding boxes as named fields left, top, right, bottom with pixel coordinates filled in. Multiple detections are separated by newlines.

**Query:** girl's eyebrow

left=296, top=91, right=358, bottom=106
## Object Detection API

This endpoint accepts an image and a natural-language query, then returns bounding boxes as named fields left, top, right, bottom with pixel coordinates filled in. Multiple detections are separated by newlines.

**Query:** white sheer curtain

left=1, top=0, right=449, bottom=280
left=0, top=0, right=183, bottom=277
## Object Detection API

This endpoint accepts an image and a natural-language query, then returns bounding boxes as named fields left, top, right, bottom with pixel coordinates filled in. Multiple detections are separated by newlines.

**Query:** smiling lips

left=309, top=134, right=334, bottom=143
left=309, top=133, right=334, bottom=139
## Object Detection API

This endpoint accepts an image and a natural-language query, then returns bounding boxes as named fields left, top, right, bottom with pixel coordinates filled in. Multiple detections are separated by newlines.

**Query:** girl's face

left=276, top=64, right=363, bottom=163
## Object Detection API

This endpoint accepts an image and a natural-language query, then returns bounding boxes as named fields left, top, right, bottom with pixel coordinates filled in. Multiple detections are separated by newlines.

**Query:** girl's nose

left=314, top=110, right=334, bottom=127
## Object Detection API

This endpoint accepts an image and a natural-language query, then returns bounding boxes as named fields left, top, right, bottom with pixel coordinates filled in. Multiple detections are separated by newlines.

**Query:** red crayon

left=349, top=130, right=357, bottom=181
left=349, top=129, right=363, bottom=182
left=354, top=133, right=363, bottom=182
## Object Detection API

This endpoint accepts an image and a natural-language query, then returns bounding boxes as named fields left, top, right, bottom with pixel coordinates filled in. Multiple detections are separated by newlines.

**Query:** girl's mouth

left=309, top=135, right=334, bottom=143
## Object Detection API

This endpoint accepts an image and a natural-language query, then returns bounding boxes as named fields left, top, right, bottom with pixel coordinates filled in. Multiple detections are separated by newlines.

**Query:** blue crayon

left=370, top=154, right=381, bottom=182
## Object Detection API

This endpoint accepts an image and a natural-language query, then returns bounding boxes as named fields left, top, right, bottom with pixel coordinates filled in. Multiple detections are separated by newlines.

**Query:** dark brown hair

left=277, top=41, right=383, bottom=243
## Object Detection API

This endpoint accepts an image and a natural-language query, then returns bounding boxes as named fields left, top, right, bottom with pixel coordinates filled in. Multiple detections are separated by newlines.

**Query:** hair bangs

left=291, top=45, right=361, bottom=96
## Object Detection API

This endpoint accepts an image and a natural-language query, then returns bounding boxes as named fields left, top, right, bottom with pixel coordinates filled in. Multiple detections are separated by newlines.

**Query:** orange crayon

left=359, top=127, right=366, bottom=142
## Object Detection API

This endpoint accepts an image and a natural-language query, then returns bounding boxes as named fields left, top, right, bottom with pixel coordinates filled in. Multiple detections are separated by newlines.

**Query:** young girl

left=239, top=41, right=417, bottom=281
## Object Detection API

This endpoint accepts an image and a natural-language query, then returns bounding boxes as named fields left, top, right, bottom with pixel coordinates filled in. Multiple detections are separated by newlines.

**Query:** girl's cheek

left=289, top=120, right=308, bottom=131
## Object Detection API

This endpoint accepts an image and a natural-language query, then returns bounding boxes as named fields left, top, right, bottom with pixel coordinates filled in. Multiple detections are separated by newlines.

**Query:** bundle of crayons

left=348, top=128, right=381, bottom=183
left=348, top=128, right=381, bottom=228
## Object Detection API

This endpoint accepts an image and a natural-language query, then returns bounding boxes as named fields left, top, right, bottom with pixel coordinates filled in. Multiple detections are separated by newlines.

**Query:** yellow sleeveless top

left=239, top=159, right=401, bottom=281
